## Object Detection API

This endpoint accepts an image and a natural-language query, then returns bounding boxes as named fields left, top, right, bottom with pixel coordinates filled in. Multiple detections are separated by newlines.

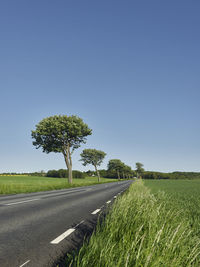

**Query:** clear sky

left=0, top=0, right=199, bottom=173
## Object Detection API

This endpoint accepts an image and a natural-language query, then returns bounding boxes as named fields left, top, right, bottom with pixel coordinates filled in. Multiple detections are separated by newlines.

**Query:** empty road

left=0, top=180, right=132, bottom=267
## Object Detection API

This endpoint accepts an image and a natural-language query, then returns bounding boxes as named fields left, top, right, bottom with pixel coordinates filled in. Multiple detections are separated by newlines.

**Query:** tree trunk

left=68, top=164, right=73, bottom=184
left=63, top=146, right=73, bottom=184
left=117, top=170, right=120, bottom=181
left=68, top=148, right=73, bottom=184
left=94, top=165, right=100, bottom=182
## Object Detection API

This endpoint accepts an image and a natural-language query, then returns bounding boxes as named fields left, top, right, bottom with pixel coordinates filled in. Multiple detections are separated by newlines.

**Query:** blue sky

left=0, top=0, right=199, bottom=173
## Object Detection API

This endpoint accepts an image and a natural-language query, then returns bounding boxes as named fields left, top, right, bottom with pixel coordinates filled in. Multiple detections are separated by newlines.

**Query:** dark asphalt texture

left=0, top=180, right=132, bottom=267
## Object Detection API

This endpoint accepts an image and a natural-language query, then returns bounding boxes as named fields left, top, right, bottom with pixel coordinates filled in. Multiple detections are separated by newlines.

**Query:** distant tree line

left=142, top=171, right=200, bottom=180
left=46, top=169, right=86, bottom=179
left=44, top=170, right=200, bottom=180
left=1, top=170, right=200, bottom=180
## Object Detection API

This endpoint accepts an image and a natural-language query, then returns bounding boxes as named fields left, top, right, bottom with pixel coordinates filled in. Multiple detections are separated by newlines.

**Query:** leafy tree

left=80, top=149, right=106, bottom=182
left=31, top=115, right=92, bottom=184
left=135, top=162, right=145, bottom=178
left=98, top=169, right=108, bottom=178
left=122, top=165, right=133, bottom=179
left=107, top=159, right=124, bottom=180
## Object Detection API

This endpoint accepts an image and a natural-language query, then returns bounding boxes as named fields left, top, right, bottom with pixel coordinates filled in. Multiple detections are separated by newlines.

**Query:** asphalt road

left=0, top=180, right=133, bottom=267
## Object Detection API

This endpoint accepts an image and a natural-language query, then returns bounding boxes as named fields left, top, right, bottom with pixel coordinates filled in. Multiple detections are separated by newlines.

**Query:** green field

left=0, top=175, right=118, bottom=194
left=66, top=179, right=200, bottom=267
left=145, top=179, right=200, bottom=238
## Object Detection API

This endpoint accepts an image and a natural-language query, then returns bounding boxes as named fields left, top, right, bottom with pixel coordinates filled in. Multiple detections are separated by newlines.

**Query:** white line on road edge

left=91, top=209, right=101, bottom=215
left=106, top=200, right=111, bottom=204
left=50, top=228, right=75, bottom=244
left=5, top=199, right=40, bottom=206
left=19, top=260, right=30, bottom=267
left=114, top=196, right=117, bottom=198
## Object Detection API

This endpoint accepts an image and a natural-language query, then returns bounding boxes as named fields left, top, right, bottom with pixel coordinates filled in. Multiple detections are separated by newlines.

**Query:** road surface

left=0, top=180, right=132, bottom=267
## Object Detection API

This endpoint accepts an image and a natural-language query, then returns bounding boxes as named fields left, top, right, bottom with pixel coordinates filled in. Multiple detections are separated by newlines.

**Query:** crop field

left=145, top=180, right=200, bottom=238
left=0, top=175, right=117, bottom=194
left=66, top=179, right=200, bottom=267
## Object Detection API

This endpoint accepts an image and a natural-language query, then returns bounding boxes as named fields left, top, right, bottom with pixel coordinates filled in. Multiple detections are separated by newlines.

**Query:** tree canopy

left=135, top=162, right=145, bottom=178
left=80, top=149, right=106, bottom=182
left=107, top=159, right=125, bottom=180
left=121, top=165, right=133, bottom=179
left=31, top=115, right=92, bottom=183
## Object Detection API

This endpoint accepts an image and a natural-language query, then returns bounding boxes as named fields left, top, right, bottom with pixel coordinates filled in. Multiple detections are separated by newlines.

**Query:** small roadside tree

left=135, top=162, right=144, bottom=179
left=80, top=149, right=106, bottom=182
left=31, top=115, right=92, bottom=184
left=107, top=159, right=124, bottom=180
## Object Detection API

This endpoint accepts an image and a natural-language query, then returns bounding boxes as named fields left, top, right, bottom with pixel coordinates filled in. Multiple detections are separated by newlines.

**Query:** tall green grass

left=0, top=176, right=118, bottom=194
left=66, top=180, right=200, bottom=266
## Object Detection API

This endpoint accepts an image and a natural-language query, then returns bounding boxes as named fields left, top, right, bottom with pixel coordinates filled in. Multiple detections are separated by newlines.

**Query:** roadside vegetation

left=66, top=180, right=200, bottom=267
left=0, top=176, right=118, bottom=194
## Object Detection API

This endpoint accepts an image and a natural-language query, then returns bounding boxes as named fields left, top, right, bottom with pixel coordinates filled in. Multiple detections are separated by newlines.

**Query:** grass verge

left=65, top=180, right=200, bottom=267
left=0, top=176, right=118, bottom=194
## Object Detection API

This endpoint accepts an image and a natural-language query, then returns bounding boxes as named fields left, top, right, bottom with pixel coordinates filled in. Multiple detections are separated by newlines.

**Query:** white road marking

left=106, top=200, right=111, bottom=204
left=75, top=220, right=84, bottom=228
left=50, top=228, right=75, bottom=244
left=114, top=196, right=117, bottom=198
left=19, top=260, right=30, bottom=267
left=91, top=209, right=101, bottom=215
left=5, top=199, right=40, bottom=206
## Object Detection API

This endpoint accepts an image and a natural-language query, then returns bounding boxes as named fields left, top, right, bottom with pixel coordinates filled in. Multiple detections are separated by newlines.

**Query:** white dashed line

left=75, top=220, right=84, bottom=228
left=91, top=209, right=101, bottom=215
left=19, top=260, right=30, bottom=267
left=5, top=199, right=40, bottom=206
left=106, top=200, right=111, bottom=204
left=50, top=228, right=75, bottom=244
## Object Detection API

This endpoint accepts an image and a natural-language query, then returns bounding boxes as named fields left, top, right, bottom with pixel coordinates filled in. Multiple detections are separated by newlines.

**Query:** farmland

left=0, top=175, right=117, bottom=194
left=66, top=179, right=200, bottom=267
left=145, top=179, right=200, bottom=237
